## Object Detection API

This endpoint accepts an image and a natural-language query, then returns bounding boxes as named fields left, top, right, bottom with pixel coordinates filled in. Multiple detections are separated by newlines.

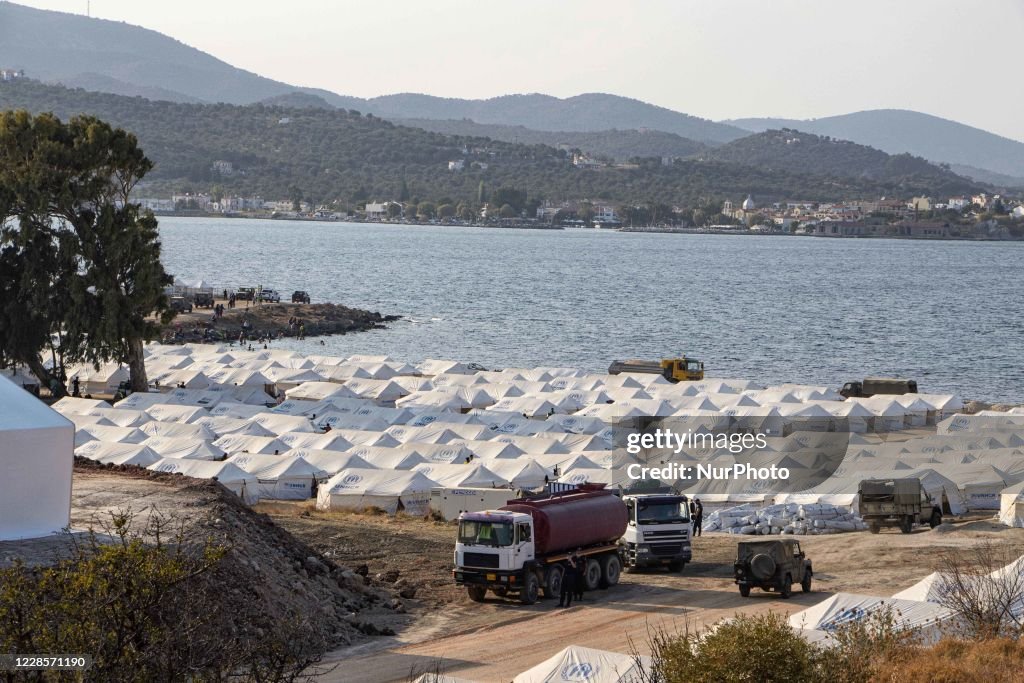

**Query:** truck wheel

left=583, top=558, right=602, bottom=591
left=600, top=555, right=622, bottom=588
left=520, top=573, right=539, bottom=605
left=466, top=585, right=487, bottom=603
left=739, top=584, right=751, bottom=598
left=668, top=560, right=685, bottom=573
left=544, top=567, right=563, bottom=599
left=801, top=571, right=812, bottom=593
left=780, top=575, right=793, bottom=599
left=930, top=511, right=942, bottom=528
left=900, top=516, right=914, bottom=534
left=869, top=523, right=880, bottom=534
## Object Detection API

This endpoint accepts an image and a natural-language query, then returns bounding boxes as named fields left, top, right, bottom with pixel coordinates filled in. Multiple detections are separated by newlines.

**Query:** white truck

left=620, top=493, right=692, bottom=572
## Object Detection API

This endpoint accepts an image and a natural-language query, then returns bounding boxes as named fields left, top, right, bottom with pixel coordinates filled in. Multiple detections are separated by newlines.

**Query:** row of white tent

left=48, top=344, right=1024, bottom=523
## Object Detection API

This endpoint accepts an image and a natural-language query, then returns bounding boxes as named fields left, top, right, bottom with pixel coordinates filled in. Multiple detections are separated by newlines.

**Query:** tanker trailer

left=453, top=484, right=628, bottom=604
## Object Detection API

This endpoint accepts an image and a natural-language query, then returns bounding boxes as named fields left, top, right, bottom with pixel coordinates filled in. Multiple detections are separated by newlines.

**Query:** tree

left=386, top=202, right=403, bottom=218
left=499, top=203, right=516, bottom=219
left=436, top=204, right=456, bottom=219
left=416, top=201, right=436, bottom=219
left=398, top=178, right=410, bottom=202
left=0, top=111, right=174, bottom=393
left=477, top=180, right=487, bottom=204
left=289, top=185, right=304, bottom=212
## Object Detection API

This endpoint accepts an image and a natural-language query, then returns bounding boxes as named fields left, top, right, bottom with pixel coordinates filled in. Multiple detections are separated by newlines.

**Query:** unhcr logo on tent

left=560, top=662, right=597, bottom=681
left=342, top=474, right=363, bottom=486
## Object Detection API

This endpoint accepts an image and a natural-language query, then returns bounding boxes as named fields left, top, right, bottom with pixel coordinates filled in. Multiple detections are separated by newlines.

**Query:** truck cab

left=620, top=494, right=692, bottom=571
left=454, top=511, right=539, bottom=602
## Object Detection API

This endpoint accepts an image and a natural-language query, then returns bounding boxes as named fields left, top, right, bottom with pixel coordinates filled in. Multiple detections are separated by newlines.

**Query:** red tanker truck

left=453, top=484, right=628, bottom=604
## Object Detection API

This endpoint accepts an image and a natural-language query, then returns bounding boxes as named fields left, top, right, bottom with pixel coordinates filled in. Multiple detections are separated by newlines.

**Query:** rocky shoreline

left=160, top=301, right=400, bottom=345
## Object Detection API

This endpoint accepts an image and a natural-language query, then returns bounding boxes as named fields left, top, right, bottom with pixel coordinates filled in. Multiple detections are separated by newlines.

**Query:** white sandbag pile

left=703, top=502, right=868, bottom=535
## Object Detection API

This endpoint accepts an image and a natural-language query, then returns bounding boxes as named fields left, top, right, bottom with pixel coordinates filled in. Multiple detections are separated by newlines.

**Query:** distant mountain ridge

left=726, top=110, right=1024, bottom=185
left=391, top=118, right=709, bottom=160
left=0, top=1, right=1019, bottom=186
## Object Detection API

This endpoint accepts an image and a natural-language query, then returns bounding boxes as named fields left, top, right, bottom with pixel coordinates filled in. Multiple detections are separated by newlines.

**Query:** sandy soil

left=256, top=502, right=1024, bottom=683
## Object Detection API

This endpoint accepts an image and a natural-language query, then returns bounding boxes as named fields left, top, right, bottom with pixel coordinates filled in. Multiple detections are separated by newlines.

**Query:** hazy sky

left=17, top=0, right=1024, bottom=141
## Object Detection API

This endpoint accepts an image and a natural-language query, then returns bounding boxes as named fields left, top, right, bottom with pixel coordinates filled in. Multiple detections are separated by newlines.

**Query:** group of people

left=210, top=303, right=227, bottom=320
left=288, top=317, right=307, bottom=339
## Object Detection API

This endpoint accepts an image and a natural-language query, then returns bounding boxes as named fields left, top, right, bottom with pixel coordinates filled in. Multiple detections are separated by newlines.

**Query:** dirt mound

left=69, top=462, right=407, bottom=648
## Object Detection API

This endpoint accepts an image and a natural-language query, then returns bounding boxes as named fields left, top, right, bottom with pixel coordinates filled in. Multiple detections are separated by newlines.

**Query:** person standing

left=573, top=553, right=586, bottom=602
left=691, top=497, right=704, bottom=537
left=558, top=556, right=578, bottom=608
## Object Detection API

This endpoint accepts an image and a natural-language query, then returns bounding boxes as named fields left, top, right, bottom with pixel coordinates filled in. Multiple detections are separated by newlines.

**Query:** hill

left=726, top=110, right=1024, bottom=184
left=705, top=129, right=975, bottom=196
left=0, top=80, right=979, bottom=207
left=0, top=1, right=361, bottom=108
left=392, top=118, right=708, bottom=161
left=367, top=93, right=747, bottom=145
left=259, top=92, right=336, bottom=110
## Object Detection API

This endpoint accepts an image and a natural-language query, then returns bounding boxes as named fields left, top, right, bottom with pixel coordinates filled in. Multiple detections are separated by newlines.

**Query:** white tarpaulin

left=316, top=468, right=437, bottom=515
left=512, top=645, right=652, bottom=683
left=75, top=441, right=161, bottom=467
left=0, top=377, right=74, bottom=540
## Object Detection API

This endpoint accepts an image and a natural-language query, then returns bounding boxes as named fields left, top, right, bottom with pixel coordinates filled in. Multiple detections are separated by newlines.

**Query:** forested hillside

left=0, top=80, right=979, bottom=207
left=705, top=129, right=974, bottom=196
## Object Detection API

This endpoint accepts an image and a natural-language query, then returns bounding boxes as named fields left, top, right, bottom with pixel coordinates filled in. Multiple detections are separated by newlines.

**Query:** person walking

left=573, top=553, right=586, bottom=602
left=558, top=555, right=578, bottom=608
left=691, top=497, right=704, bottom=537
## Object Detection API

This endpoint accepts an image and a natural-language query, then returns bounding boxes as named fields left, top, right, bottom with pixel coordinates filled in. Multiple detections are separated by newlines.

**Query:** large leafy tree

left=0, top=110, right=173, bottom=394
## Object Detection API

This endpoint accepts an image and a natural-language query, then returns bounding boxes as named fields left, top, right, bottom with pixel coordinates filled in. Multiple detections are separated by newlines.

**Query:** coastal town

left=138, top=188, right=1024, bottom=239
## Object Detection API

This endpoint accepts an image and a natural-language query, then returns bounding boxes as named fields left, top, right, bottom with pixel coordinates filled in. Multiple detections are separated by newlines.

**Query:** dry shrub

left=870, top=637, right=1024, bottom=683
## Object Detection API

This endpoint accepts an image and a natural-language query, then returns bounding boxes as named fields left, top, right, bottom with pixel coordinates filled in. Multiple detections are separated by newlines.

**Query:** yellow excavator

left=608, top=356, right=705, bottom=382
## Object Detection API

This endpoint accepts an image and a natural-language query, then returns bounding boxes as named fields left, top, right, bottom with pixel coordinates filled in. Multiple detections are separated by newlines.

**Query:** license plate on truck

left=486, top=573, right=496, bottom=581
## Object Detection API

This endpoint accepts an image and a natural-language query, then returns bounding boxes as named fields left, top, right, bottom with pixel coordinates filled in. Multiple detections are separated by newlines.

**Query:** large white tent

left=789, top=592, right=955, bottom=644
left=227, top=453, right=326, bottom=500
left=512, top=645, right=652, bottom=683
left=148, top=458, right=259, bottom=503
left=316, top=468, right=437, bottom=515
left=0, top=377, right=75, bottom=540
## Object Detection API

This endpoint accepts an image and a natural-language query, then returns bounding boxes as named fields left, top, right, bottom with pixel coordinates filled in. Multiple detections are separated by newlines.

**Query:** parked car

left=259, top=289, right=281, bottom=303
left=193, top=292, right=214, bottom=308
left=291, top=290, right=311, bottom=304
left=235, top=287, right=255, bottom=301
left=734, top=539, right=812, bottom=598
left=169, top=296, right=193, bottom=313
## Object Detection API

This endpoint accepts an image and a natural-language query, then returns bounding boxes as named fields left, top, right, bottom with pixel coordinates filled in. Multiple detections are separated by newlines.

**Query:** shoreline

left=160, top=300, right=400, bottom=346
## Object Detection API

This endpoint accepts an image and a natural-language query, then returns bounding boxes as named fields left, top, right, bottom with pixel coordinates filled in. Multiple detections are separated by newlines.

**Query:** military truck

left=169, top=296, right=193, bottom=313
left=839, top=377, right=918, bottom=398
left=734, top=538, right=812, bottom=599
left=608, top=356, right=704, bottom=382
left=859, top=477, right=942, bottom=534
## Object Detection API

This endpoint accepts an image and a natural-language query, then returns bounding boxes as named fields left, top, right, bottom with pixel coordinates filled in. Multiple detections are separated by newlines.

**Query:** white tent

left=142, top=436, right=225, bottom=461
left=353, top=447, right=427, bottom=470
left=417, top=359, right=475, bottom=376
left=75, top=441, right=161, bottom=467
left=139, top=421, right=217, bottom=441
left=1000, top=480, right=1024, bottom=527
left=144, top=404, right=208, bottom=424
left=481, top=457, right=551, bottom=490
left=284, top=381, right=359, bottom=402
left=0, top=377, right=74, bottom=540
left=247, top=412, right=318, bottom=435
left=193, top=416, right=277, bottom=438
left=512, top=645, right=652, bottom=683
left=212, top=434, right=289, bottom=455
left=227, top=454, right=326, bottom=500
left=413, top=463, right=509, bottom=488
left=276, top=431, right=354, bottom=452
left=52, top=396, right=110, bottom=414
left=88, top=406, right=152, bottom=427
left=316, top=468, right=436, bottom=515
left=287, top=449, right=374, bottom=475
left=76, top=424, right=149, bottom=444
left=148, top=458, right=259, bottom=503
left=788, top=592, right=955, bottom=644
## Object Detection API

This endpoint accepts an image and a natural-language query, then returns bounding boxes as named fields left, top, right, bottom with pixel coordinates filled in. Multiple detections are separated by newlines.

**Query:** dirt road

left=258, top=503, right=1024, bottom=683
